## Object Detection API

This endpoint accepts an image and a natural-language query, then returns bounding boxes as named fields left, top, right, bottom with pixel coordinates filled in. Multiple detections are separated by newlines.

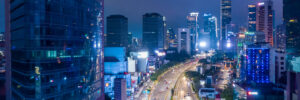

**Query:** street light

left=200, top=41, right=207, bottom=48
left=226, top=42, right=232, bottom=48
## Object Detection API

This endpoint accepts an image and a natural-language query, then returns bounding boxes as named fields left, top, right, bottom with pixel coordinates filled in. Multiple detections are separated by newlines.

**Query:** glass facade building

left=220, top=0, right=232, bottom=49
left=142, top=13, right=164, bottom=54
left=106, top=15, right=129, bottom=48
left=7, top=0, right=104, bottom=99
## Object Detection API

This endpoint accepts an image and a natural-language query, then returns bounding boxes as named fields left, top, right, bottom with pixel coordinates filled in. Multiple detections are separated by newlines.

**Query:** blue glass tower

left=7, top=0, right=104, bottom=99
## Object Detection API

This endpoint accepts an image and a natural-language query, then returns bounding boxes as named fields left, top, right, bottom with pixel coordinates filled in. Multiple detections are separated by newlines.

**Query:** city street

left=149, top=59, right=199, bottom=100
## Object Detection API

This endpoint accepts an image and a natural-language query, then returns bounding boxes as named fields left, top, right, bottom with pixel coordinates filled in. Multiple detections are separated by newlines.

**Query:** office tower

left=274, top=24, right=286, bottom=50
left=168, top=28, right=178, bottom=48
left=106, top=15, right=129, bottom=48
left=220, top=0, right=232, bottom=49
left=256, top=1, right=274, bottom=46
left=248, top=5, right=257, bottom=32
left=246, top=43, right=271, bottom=84
left=187, top=12, right=199, bottom=54
left=163, top=16, right=168, bottom=50
left=178, top=28, right=191, bottom=55
left=203, top=13, right=218, bottom=50
left=5, top=0, right=104, bottom=99
left=284, top=0, right=300, bottom=99
left=114, top=78, right=127, bottom=100
left=143, top=13, right=164, bottom=54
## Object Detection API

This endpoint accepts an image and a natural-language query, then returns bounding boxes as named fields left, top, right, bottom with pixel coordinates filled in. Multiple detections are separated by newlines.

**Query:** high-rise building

left=143, top=13, right=164, bottom=54
left=163, top=16, right=168, bottom=50
left=203, top=13, right=218, bottom=50
left=5, top=0, right=104, bottom=99
left=220, top=0, right=232, bottom=49
left=187, top=12, right=199, bottom=54
left=246, top=43, right=271, bottom=84
left=114, top=78, right=127, bottom=100
left=178, top=28, right=191, bottom=55
left=270, top=49, right=286, bottom=84
left=256, top=1, right=274, bottom=46
left=106, top=15, right=129, bottom=48
left=248, top=5, right=257, bottom=32
left=284, top=0, right=300, bottom=99
left=274, top=24, right=286, bottom=50
left=167, top=28, right=177, bottom=48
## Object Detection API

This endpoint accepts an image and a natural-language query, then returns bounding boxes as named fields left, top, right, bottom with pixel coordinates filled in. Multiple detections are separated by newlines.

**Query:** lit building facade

left=187, top=12, right=199, bottom=54
left=178, top=28, right=191, bottom=55
left=104, top=47, right=131, bottom=99
left=256, top=1, right=274, bottom=46
left=106, top=15, right=129, bottom=48
left=143, top=13, right=164, bottom=54
left=274, top=24, right=286, bottom=50
left=220, top=0, right=232, bottom=49
left=246, top=43, right=271, bottom=85
left=203, top=13, right=218, bottom=50
left=6, top=0, right=104, bottom=99
left=248, top=5, right=257, bottom=32
left=284, top=0, right=300, bottom=99
left=167, top=28, right=177, bottom=48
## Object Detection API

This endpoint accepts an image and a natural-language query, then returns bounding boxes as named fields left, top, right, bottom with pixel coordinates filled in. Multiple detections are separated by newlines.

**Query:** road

left=215, top=67, right=231, bottom=90
left=149, top=59, right=199, bottom=100
left=172, top=66, right=198, bottom=100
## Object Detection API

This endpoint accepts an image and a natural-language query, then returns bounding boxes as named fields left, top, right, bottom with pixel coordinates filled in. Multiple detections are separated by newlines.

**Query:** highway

left=149, top=59, right=199, bottom=100
left=172, top=66, right=198, bottom=100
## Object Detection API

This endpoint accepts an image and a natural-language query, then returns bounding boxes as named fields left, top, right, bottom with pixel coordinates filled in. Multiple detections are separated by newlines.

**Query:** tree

left=220, top=84, right=234, bottom=100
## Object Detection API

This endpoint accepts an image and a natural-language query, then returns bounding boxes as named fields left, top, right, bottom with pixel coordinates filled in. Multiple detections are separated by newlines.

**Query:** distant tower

left=143, top=13, right=164, bottom=54
left=220, top=0, right=232, bottom=49
left=106, top=15, right=129, bottom=47
left=178, top=28, right=191, bottom=55
left=203, top=13, right=218, bottom=50
left=187, top=12, right=199, bottom=54
left=248, top=4, right=257, bottom=32
left=256, top=1, right=274, bottom=46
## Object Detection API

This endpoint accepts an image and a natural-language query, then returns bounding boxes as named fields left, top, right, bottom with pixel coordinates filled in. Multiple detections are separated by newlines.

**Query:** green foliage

left=220, top=84, right=234, bottom=100
left=151, top=51, right=191, bottom=81
left=150, top=61, right=179, bottom=81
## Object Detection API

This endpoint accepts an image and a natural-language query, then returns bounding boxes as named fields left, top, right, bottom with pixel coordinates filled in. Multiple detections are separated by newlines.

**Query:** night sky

left=105, top=0, right=283, bottom=38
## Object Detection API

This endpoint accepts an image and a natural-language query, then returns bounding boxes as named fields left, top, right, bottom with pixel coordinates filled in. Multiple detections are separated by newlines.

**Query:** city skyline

left=105, top=0, right=283, bottom=38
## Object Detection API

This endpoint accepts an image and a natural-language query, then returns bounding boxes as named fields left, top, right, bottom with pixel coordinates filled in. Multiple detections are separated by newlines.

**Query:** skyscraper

left=248, top=5, right=257, bottom=32
left=106, top=15, right=129, bottom=48
left=284, top=0, right=300, bottom=99
left=256, top=1, right=274, bottom=46
left=178, top=28, right=191, bottom=55
left=5, top=0, right=104, bottom=99
left=143, top=13, right=164, bottom=54
left=187, top=12, right=199, bottom=54
left=220, top=0, right=232, bottom=49
left=203, top=13, right=218, bottom=50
